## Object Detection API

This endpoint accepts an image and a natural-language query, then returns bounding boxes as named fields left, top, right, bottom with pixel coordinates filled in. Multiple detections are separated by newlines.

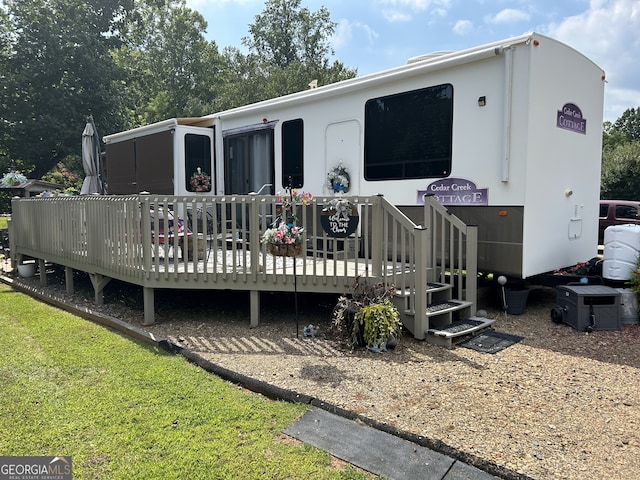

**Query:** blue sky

left=186, top=0, right=640, bottom=122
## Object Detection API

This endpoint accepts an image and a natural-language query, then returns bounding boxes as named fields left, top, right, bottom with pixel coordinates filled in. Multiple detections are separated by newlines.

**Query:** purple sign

left=417, top=178, right=488, bottom=206
left=557, top=102, right=586, bottom=135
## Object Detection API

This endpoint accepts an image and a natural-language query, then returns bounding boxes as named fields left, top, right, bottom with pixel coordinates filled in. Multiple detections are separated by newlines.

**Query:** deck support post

left=89, top=273, right=111, bottom=305
left=142, top=287, right=155, bottom=326
left=65, top=266, right=74, bottom=294
left=250, top=290, right=259, bottom=328
left=38, top=259, right=47, bottom=286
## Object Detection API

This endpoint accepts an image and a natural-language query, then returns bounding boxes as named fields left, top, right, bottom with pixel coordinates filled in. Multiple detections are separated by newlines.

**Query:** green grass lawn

left=0, top=283, right=371, bottom=479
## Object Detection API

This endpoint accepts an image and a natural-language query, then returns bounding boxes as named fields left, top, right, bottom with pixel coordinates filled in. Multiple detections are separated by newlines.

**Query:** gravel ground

left=6, top=265, right=640, bottom=480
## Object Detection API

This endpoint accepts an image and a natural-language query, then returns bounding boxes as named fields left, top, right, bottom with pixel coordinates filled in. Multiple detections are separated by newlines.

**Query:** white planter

left=17, top=263, right=36, bottom=278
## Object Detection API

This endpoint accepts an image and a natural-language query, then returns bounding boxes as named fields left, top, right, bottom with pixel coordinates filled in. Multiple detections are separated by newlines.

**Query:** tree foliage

left=0, top=0, right=357, bottom=185
left=601, top=107, right=640, bottom=199
left=600, top=140, right=640, bottom=199
left=221, top=0, right=357, bottom=108
left=244, top=0, right=334, bottom=69
left=113, top=0, right=224, bottom=126
left=0, top=0, right=133, bottom=178
left=613, top=107, right=640, bottom=142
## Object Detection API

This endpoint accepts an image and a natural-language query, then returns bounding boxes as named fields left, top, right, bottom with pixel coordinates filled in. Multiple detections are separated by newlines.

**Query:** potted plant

left=330, top=277, right=401, bottom=351
left=261, top=188, right=312, bottom=257
left=1, top=170, right=27, bottom=187
left=628, top=255, right=640, bottom=299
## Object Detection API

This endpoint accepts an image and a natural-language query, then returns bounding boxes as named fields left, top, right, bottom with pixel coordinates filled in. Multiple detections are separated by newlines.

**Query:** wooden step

left=394, top=282, right=454, bottom=314
left=425, top=316, right=496, bottom=348
left=425, top=299, right=473, bottom=318
left=396, top=282, right=451, bottom=297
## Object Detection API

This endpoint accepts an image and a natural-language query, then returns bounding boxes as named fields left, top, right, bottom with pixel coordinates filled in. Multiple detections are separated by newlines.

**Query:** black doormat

left=458, top=330, right=524, bottom=354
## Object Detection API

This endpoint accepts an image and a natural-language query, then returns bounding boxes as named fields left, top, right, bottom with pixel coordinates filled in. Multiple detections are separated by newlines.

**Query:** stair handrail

left=422, top=194, right=478, bottom=313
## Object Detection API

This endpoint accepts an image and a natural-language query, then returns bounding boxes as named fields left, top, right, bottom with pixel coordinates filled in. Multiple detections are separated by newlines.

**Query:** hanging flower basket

left=267, top=243, right=303, bottom=257
left=1, top=171, right=27, bottom=187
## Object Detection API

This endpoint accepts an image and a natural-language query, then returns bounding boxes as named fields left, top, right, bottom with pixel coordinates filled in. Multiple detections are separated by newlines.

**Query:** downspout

left=502, top=46, right=514, bottom=182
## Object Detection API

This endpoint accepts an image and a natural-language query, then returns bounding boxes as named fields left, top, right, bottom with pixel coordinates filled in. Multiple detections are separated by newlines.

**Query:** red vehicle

left=599, top=200, right=640, bottom=244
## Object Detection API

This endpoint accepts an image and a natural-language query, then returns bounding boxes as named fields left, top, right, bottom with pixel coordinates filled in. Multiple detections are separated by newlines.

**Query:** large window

left=223, top=128, right=274, bottom=195
left=364, top=84, right=453, bottom=180
left=185, top=133, right=212, bottom=192
left=282, top=119, right=304, bottom=188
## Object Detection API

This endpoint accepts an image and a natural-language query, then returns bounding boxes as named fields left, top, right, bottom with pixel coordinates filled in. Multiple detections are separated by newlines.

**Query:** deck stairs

left=394, top=281, right=495, bottom=348
left=385, top=195, right=496, bottom=347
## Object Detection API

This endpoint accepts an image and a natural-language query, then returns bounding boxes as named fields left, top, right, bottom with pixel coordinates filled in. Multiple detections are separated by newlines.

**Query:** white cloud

left=377, top=0, right=452, bottom=22
left=378, top=0, right=432, bottom=12
left=453, top=19, right=473, bottom=35
left=332, top=19, right=353, bottom=49
left=185, top=0, right=256, bottom=8
left=487, top=8, right=531, bottom=25
left=332, top=19, right=379, bottom=50
left=545, top=0, right=640, bottom=121
left=382, top=9, right=412, bottom=22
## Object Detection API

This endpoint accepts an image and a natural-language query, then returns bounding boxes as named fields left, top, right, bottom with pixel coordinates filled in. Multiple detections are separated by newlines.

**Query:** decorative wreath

left=190, top=167, right=211, bottom=192
left=325, top=161, right=350, bottom=194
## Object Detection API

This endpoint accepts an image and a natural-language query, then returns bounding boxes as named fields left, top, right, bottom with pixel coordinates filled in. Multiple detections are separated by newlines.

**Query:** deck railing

left=9, top=193, right=477, bottom=333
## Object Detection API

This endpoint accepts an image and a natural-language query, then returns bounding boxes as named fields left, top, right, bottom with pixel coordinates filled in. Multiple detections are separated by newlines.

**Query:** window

left=282, top=119, right=304, bottom=188
left=223, top=129, right=274, bottom=195
left=599, top=203, right=609, bottom=218
left=364, top=84, right=453, bottom=180
left=185, top=133, right=212, bottom=192
left=616, top=205, right=639, bottom=220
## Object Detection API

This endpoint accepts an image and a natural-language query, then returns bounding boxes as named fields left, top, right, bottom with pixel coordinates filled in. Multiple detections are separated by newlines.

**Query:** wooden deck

left=8, top=194, right=478, bottom=341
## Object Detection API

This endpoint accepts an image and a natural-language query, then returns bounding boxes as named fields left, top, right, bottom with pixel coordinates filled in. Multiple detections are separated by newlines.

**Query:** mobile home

left=104, top=32, right=605, bottom=279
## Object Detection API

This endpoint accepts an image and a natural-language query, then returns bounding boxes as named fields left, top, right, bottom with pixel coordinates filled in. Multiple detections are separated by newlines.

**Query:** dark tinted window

left=364, top=84, right=453, bottom=180
left=615, top=205, right=639, bottom=219
left=282, top=119, right=303, bottom=188
left=185, top=134, right=212, bottom=192
left=599, top=203, right=609, bottom=217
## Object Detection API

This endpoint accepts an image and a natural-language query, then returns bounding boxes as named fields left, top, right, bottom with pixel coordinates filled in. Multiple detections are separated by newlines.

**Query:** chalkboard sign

left=320, top=206, right=359, bottom=238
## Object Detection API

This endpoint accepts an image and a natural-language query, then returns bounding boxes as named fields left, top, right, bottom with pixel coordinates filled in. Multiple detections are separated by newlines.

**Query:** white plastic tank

left=603, top=224, right=640, bottom=280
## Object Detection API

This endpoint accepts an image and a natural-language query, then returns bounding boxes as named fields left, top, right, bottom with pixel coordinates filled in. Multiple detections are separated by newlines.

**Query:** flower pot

left=504, top=287, right=529, bottom=315
left=17, top=262, right=37, bottom=278
left=267, top=243, right=303, bottom=257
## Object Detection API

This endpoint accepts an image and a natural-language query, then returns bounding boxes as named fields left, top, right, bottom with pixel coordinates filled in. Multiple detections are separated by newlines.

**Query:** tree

left=601, top=107, right=640, bottom=199
left=0, top=0, right=133, bottom=178
left=600, top=140, right=640, bottom=199
left=613, top=107, right=640, bottom=142
left=244, top=0, right=334, bottom=69
left=602, top=120, right=628, bottom=153
left=113, top=0, right=225, bottom=126
left=220, top=0, right=356, bottom=108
